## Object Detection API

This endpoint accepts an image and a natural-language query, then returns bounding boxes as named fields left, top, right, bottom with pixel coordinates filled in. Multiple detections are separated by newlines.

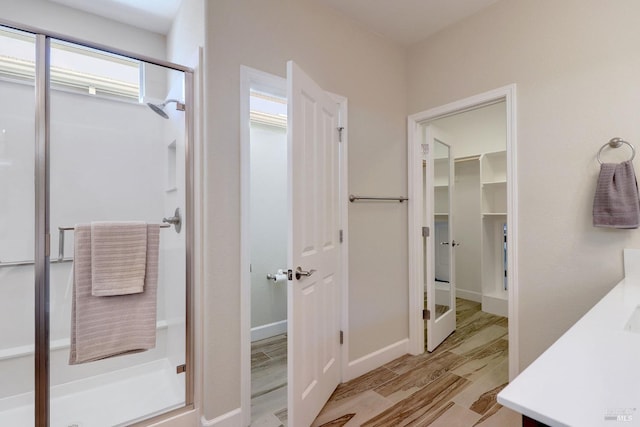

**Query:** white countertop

left=498, top=250, right=640, bottom=426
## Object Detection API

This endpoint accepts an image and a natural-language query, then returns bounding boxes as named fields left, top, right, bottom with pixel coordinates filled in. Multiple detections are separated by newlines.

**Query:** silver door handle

left=295, top=266, right=316, bottom=280
left=440, top=242, right=449, bottom=245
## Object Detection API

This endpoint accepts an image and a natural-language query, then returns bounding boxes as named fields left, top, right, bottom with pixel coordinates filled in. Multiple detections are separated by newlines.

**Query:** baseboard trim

left=482, top=295, right=508, bottom=317
left=344, top=338, right=409, bottom=382
left=200, top=408, right=241, bottom=427
left=456, top=289, right=482, bottom=303
left=251, top=320, right=287, bottom=342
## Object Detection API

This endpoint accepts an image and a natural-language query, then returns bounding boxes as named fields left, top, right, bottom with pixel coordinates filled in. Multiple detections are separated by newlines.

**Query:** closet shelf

left=482, top=212, right=507, bottom=216
left=482, top=180, right=506, bottom=187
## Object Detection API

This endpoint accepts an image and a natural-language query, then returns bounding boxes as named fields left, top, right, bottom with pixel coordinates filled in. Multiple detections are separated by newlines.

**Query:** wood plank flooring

left=251, top=299, right=517, bottom=427
left=251, top=334, right=288, bottom=426
left=312, top=298, right=518, bottom=427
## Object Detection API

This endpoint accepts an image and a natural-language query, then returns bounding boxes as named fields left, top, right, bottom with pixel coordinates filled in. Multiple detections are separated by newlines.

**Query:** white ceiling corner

left=48, top=0, right=182, bottom=35
left=313, top=0, right=500, bottom=45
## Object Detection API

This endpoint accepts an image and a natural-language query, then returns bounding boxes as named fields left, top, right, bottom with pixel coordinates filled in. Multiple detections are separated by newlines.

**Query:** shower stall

left=0, top=23, right=194, bottom=427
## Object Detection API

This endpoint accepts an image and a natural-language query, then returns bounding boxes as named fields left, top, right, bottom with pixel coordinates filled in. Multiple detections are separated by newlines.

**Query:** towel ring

left=597, top=137, right=636, bottom=164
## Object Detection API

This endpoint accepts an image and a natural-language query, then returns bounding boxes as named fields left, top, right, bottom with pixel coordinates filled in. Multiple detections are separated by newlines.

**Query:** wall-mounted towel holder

left=597, top=137, right=636, bottom=164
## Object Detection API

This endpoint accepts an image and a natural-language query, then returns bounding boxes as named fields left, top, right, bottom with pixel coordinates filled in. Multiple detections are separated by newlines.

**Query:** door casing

left=407, top=85, right=519, bottom=380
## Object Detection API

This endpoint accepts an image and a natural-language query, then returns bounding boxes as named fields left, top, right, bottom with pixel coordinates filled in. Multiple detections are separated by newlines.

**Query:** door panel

left=425, top=125, right=456, bottom=352
left=287, top=60, right=341, bottom=427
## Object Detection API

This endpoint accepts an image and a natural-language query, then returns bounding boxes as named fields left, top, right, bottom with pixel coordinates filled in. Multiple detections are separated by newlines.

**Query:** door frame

left=239, top=65, right=348, bottom=426
left=407, top=85, right=519, bottom=380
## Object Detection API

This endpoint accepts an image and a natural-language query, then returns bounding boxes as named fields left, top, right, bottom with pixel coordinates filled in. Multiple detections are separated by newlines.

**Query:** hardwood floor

left=251, top=299, right=517, bottom=427
left=312, top=298, right=518, bottom=427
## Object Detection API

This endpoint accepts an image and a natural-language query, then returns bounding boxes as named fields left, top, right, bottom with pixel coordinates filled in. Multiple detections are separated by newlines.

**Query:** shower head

left=146, top=99, right=185, bottom=119
left=147, top=102, right=169, bottom=119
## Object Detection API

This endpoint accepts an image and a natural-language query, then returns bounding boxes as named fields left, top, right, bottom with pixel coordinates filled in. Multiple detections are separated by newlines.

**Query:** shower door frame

left=0, top=19, right=196, bottom=427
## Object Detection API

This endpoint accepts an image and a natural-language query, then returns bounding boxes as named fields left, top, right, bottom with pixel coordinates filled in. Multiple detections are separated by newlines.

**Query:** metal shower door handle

left=295, top=266, right=316, bottom=280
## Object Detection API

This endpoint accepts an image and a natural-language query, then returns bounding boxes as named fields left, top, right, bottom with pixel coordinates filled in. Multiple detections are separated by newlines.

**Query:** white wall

left=203, top=0, right=407, bottom=419
left=434, top=102, right=506, bottom=158
left=167, top=0, right=204, bottom=68
left=452, top=160, right=482, bottom=299
left=0, top=0, right=166, bottom=60
left=250, top=123, right=287, bottom=331
left=408, top=0, right=640, bottom=370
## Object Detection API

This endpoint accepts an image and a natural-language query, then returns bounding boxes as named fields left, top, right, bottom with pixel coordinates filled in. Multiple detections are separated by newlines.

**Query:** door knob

left=295, top=266, right=316, bottom=280
left=452, top=240, right=461, bottom=247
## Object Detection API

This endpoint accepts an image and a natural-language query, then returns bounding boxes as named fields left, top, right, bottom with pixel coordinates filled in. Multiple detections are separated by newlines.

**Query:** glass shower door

left=48, top=39, right=188, bottom=426
left=0, top=26, right=36, bottom=427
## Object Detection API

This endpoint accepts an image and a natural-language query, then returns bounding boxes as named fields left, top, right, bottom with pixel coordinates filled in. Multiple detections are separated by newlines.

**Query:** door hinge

left=337, top=126, right=344, bottom=143
left=339, top=229, right=343, bottom=243
left=45, top=233, right=50, bottom=257
left=339, top=330, right=344, bottom=345
left=423, top=309, right=430, bottom=320
left=422, top=226, right=429, bottom=237
left=176, top=364, right=186, bottom=374
left=287, top=269, right=293, bottom=281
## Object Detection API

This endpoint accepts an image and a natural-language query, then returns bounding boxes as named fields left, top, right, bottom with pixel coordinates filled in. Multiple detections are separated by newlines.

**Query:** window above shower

left=0, top=27, right=142, bottom=101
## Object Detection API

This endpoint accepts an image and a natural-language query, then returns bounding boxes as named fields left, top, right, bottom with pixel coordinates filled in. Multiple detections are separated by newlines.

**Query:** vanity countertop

left=498, top=250, right=640, bottom=426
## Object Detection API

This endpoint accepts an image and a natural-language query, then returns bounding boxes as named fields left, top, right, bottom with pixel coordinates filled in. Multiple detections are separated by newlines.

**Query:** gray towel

left=69, top=223, right=160, bottom=365
left=91, top=221, right=147, bottom=296
left=593, top=160, right=640, bottom=228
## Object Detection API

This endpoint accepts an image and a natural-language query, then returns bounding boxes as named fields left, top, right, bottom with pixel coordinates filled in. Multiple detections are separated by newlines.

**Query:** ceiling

left=49, top=0, right=182, bottom=35
left=48, top=0, right=499, bottom=44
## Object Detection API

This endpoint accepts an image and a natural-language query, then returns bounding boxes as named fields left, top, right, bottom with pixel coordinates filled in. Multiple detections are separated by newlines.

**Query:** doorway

left=247, top=88, right=289, bottom=425
left=408, top=86, right=518, bottom=380
left=240, top=65, right=348, bottom=427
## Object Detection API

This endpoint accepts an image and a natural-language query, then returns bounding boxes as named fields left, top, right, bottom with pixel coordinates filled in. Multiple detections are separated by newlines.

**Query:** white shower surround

left=0, top=79, right=186, bottom=420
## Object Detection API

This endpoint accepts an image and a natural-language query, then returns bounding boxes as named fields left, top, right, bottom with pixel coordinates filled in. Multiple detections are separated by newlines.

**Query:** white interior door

left=425, top=125, right=456, bottom=352
left=287, top=60, right=341, bottom=427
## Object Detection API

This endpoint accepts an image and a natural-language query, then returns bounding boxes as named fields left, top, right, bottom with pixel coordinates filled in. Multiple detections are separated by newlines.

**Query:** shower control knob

left=162, top=207, right=182, bottom=233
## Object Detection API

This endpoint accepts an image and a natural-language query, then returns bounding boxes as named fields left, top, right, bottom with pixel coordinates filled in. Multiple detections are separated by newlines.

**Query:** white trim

left=200, top=408, right=242, bottom=427
left=328, top=92, right=350, bottom=386
left=456, top=289, right=482, bottom=303
left=407, top=85, right=519, bottom=380
left=343, top=339, right=409, bottom=382
left=482, top=295, right=508, bottom=317
left=251, top=320, right=288, bottom=342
